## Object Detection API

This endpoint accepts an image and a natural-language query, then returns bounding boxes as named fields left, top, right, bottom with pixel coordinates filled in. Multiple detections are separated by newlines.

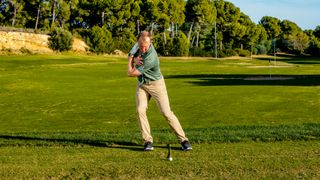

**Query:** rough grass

left=0, top=54, right=320, bottom=178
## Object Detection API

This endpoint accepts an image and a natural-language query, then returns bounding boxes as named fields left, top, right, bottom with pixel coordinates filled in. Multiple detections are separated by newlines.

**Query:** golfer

left=127, top=31, right=192, bottom=151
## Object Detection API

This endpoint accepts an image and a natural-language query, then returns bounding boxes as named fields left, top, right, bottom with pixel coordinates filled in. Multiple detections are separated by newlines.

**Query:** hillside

left=0, top=31, right=88, bottom=54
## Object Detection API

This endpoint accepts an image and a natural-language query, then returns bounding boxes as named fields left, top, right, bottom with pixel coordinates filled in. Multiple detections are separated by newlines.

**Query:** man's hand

left=127, top=56, right=142, bottom=77
left=133, top=56, right=143, bottom=66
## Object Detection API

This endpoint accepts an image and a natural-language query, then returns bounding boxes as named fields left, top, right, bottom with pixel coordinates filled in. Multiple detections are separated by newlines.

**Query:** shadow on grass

left=0, top=134, right=183, bottom=151
left=0, top=135, right=144, bottom=151
left=255, top=54, right=320, bottom=65
left=166, top=74, right=320, bottom=86
left=1, top=123, right=320, bottom=149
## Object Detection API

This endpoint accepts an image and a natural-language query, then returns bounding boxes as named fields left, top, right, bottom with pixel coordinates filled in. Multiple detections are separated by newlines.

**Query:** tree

left=10, top=0, right=25, bottom=27
left=288, top=31, right=309, bottom=54
left=254, top=25, right=269, bottom=54
left=24, top=0, right=50, bottom=30
left=153, top=32, right=173, bottom=56
left=113, top=28, right=136, bottom=53
left=138, top=0, right=185, bottom=33
left=185, top=0, right=216, bottom=47
left=85, top=25, right=113, bottom=54
left=138, top=0, right=161, bottom=33
left=314, top=26, right=320, bottom=40
left=259, top=16, right=282, bottom=39
left=278, top=20, right=302, bottom=52
left=159, top=0, right=185, bottom=37
left=280, top=20, right=301, bottom=38
left=171, top=31, right=189, bottom=56
left=214, top=0, right=241, bottom=50
left=211, top=1, right=250, bottom=51
left=33, top=0, right=43, bottom=30
left=0, top=0, right=25, bottom=27
left=0, top=1, right=10, bottom=25
left=49, top=0, right=71, bottom=29
left=305, top=29, right=320, bottom=55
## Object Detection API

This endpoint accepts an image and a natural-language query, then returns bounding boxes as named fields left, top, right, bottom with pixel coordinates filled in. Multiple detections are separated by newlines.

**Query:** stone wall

left=0, top=31, right=88, bottom=54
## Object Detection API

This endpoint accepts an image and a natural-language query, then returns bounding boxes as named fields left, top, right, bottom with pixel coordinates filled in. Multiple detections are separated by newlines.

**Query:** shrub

left=235, top=48, right=251, bottom=57
left=48, top=28, right=73, bottom=52
left=256, top=44, right=267, bottom=55
left=153, top=32, right=173, bottom=56
left=171, top=31, right=190, bottom=56
left=20, top=47, right=32, bottom=54
left=190, top=47, right=212, bottom=57
left=304, top=37, right=320, bottom=56
left=113, top=29, right=136, bottom=53
left=86, top=26, right=113, bottom=54
left=218, top=49, right=237, bottom=58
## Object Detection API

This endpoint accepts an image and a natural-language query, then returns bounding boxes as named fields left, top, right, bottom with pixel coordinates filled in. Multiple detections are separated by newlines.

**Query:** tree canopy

left=0, top=0, right=319, bottom=56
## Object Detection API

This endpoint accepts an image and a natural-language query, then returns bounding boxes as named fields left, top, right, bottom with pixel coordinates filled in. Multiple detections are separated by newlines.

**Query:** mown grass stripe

left=1, top=123, right=319, bottom=147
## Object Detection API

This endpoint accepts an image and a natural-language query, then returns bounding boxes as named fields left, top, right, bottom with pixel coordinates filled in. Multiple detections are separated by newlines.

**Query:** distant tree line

left=1, top=0, right=320, bottom=56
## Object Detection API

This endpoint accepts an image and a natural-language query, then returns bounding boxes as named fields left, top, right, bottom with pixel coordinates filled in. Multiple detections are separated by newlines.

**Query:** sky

left=227, top=0, right=320, bottom=30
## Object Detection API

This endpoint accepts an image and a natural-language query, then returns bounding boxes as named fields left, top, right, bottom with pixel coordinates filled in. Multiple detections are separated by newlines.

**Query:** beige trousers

left=136, top=78, right=188, bottom=143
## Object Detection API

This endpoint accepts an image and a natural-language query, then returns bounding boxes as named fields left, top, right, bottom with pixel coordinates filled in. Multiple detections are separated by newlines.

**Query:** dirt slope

left=0, top=31, right=88, bottom=54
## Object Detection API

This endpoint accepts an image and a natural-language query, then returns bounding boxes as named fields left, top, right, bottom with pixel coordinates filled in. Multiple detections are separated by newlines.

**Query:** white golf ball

left=168, top=157, right=173, bottom=161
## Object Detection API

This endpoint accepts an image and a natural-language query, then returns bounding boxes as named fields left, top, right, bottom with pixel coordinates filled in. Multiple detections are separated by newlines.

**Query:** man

left=127, top=31, right=192, bottom=151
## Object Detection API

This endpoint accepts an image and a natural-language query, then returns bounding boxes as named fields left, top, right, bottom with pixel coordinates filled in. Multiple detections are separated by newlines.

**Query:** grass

left=0, top=54, right=320, bottom=178
left=1, top=142, right=319, bottom=179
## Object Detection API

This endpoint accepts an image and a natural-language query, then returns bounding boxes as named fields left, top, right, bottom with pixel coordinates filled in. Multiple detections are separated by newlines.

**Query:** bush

left=190, top=47, right=212, bottom=57
left=86, top=26, right=113, bottom=54
left=20, top=47, right=32, bottom=54
left=171, top=31, right=190, bottom=56
left=305, top=38, right=320, bottom=56
left=153, top=32, right=173, bottom=56
left=48, top=28, right=73, bottom=52
left=256, top=44, right=267, bottom=55
left=235, top=48, right=251, bottom=57
left=218, top=49, right=237, bottom=58
left=113, top=29, right=136, bottom=53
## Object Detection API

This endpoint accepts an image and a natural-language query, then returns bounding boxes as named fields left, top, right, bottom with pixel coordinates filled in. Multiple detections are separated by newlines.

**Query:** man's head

left=138, top=31, right=151, bottom=54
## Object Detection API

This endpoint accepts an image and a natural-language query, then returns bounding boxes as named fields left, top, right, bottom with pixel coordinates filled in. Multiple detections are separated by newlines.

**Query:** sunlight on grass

left=0, top=54, right=320, bottom=178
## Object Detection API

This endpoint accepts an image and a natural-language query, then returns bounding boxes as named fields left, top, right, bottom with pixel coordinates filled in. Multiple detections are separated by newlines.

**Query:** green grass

left=0, top=54, right=320, bottom=178
left=1, top=142, right=319, bottom=179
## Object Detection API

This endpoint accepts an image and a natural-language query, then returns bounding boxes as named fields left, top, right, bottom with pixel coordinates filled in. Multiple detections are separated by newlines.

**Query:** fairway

left=0, top=54, right=320, bottom=179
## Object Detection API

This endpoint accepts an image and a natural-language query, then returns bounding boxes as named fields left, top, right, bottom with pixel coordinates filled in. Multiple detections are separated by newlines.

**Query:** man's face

left=138, top=37, right=151, bottom=54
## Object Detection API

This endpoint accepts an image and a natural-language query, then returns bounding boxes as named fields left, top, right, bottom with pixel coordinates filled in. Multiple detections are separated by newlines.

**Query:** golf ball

left=168, top=157, right=173, bottom=161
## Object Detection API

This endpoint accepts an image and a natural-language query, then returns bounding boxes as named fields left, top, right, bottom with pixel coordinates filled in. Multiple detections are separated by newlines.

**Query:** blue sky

left=227, top=0, right=320, bottom=30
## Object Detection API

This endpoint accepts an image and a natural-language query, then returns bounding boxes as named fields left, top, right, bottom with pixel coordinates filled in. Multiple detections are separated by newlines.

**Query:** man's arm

left=127, top=56, right=142, bottom=77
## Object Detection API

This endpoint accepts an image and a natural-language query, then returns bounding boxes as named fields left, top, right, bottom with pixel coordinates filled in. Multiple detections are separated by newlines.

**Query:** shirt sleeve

left=136, top=65, right=144, bottom=74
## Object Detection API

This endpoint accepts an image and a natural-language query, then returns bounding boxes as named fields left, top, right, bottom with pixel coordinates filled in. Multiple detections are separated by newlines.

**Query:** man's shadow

left=0, top=135, right=182, bottom=151
left=0, top=134, right=144, bottom=151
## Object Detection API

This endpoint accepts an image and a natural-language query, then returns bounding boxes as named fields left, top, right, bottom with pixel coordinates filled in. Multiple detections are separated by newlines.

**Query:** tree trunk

left=35, top=4, right=41, bottom=30
left=11, top=2, right=17, bottom=27
left=187, top=22, right=194, bottom=42
left=101, top=11, right=105, bottom=26
left=171, top=22, right=174, bottom=39
left=191, top=35, right=195, bottom=47
left=196, top=31, right=199, bottom=47
left=176, top=23, right=178, bottom=35
left=51, top=0, right=57, bottom=28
